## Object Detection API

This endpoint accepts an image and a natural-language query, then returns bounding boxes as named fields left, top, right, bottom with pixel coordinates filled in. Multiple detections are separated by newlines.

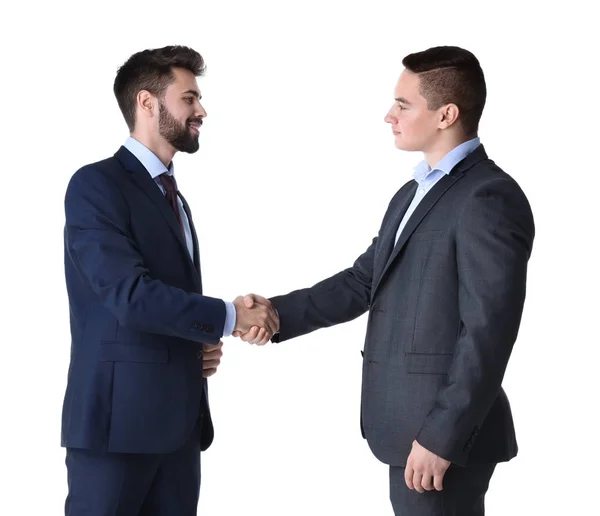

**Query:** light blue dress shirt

left=124, top=137, right=236, bottom=336
left=395, top=137, right=481, bottom=244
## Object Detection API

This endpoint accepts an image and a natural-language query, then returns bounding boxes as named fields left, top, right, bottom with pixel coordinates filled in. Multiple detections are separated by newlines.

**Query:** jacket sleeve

left=416, top=178, right=535, bottom=465
left=64, top=165, right=225, bottom=344
left=270, top=237, right=376, bottom=343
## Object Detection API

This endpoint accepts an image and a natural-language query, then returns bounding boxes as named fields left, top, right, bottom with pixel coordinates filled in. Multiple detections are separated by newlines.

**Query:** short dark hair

left=113, top=45, right=206, bottom=131
left=402, top=46, right=486, bottom=136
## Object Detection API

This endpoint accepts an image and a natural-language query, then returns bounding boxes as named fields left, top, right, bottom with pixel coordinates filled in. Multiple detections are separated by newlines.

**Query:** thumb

left=232, top=331, right=242, bottom=338
left=243, top=294, right=255, bottom=308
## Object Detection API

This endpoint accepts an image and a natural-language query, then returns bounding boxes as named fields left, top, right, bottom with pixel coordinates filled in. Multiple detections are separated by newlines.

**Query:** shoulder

left=458, top=159, right=535, bottom=238
left=463, top=158, right=530, bottom=205
left=66, top=155, right=126, bottom=195
left=65, top=155, right=129, bottom=214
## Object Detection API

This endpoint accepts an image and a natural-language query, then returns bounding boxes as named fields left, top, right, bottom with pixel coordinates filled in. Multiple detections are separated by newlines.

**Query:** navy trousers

left=65, top=429, right=201, bottom=516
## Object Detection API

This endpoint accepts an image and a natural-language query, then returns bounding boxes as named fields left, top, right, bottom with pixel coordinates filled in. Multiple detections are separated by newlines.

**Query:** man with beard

left=61, top=46, right=279, bottom=515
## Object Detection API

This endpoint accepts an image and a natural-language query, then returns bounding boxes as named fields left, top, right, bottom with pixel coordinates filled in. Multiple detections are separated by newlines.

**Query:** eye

left=397, top=103, right=406, bottom=111
left=184, top=97, right=194, bottom=104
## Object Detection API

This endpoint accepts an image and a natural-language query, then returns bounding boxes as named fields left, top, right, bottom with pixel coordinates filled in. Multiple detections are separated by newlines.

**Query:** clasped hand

left=232, top=294, right=278, bottom=345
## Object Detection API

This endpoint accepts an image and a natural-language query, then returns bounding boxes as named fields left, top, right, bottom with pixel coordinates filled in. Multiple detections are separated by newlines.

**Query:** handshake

left=232, top=294, right=278, bottom=345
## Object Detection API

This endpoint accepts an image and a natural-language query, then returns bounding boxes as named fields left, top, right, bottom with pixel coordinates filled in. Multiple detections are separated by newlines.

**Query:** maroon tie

left=159, top=173, right=185, bottom=235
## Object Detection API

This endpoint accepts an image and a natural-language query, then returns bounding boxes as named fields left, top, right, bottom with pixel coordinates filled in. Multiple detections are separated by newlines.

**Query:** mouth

left=188, top=122, right=201, bottom=135
left=392, top=130, right=401, bottom=136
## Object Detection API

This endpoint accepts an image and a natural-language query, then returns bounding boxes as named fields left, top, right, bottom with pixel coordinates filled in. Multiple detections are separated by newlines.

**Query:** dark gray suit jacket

left=270, top=145, right=535, bottom=467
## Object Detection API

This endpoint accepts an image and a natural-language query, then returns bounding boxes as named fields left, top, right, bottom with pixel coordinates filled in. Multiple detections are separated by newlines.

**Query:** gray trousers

left=389, top=463, right=496, bottom=516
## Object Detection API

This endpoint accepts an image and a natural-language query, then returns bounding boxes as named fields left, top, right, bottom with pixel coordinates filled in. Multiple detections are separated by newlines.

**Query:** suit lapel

left=114, top=146, right=198, bottom=277
left=371, top=144, right=489, bottom=298
left=178, top=192, right=203, bottom=287
left=372, top=182, right=417, bottom=288
left=371, top=174, right=461, bottom=297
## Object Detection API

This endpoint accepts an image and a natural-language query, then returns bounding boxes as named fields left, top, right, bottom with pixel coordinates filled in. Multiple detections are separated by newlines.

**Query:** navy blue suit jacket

left=61, top=146, right=225, bottom=454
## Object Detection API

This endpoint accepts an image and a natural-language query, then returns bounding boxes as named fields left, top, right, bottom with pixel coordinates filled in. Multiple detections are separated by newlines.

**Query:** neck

left=130, top=129, right=176, bottom=167
left=423, top=132, right=476, bottom=169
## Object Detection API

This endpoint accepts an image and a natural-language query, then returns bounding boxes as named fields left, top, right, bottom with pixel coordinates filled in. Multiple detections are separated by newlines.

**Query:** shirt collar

left=124, top=136, right=174, bottom=179
left=412, top=137, right=481, bottom=184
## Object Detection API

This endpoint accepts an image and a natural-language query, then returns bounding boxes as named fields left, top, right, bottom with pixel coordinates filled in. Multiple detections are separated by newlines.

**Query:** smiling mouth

left=188, top=124, right=201, bottom=135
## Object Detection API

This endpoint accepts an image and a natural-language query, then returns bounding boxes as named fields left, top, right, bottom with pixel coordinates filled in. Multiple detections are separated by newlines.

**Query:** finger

left=413, top=471, right=424, bottom=494
left=250, top=327, right=267, bottom=345
left=203, top=368, right=217, bottom=378
left=203, top=354, right=222, bottom=367
left=243, top=294, right=255, bottom=308
left=433, top=473, right=444, bottom=491
left=204, top=346, right=224, bottom=359
left=245, top=326, right=261, bottom=343
left=421, top=474, right=434, bottom=491
left=242, top=326, right=260, bottom=343
left=257, top=332, right=271, bottom=345
left=249, top=294, right=271, bottom=306
left=203, top=359, right=221, bottom=370
left=203, top=340, right=223, bottom=351
left=404, top=465, right=414, bottom=490
left=232, top=331, right=242, bottom=338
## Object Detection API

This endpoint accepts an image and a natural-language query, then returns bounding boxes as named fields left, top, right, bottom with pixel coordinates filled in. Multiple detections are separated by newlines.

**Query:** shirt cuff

left=222, top=301, right=237, bottom=337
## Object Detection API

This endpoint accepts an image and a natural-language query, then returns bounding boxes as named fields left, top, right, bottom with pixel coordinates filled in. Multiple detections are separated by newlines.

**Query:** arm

left=268, top=236, right=377, bottom=343
left=65, top=166, right=226, bottom=343
left=415, top=178, right=535, bottom=465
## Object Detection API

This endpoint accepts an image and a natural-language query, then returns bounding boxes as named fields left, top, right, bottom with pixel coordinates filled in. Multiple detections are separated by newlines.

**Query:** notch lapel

left=114, top=147, right=198, bottom=278
left=178, top=191, right=203, bottom=289
left=371, top=144, right=489, bottom=298
left=372, top=173, right=462, bottom=298
left=372, top=182, right=417, bottom=288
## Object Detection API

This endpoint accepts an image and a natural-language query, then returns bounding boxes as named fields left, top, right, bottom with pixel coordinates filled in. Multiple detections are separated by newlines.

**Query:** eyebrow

left=395, top=97, right=411, bottom=105
left=182, top=90, right=202, bottom=100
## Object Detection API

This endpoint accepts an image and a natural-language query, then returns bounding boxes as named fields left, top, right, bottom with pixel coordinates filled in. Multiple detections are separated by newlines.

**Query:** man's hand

left=232, top=294, right=277, bottom=345
left=203, top=340, right=223, bottom=378
left=405, top=440, right=451, bottom=493
left=232, top=294, right=279, bottom=345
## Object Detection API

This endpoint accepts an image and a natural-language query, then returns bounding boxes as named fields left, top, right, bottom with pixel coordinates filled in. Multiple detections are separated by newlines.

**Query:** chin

left=393, top=136, right=409, bottom=151
left=394, top=136, right=420, bottom=152
left=184, top=145, right=200, bottom=154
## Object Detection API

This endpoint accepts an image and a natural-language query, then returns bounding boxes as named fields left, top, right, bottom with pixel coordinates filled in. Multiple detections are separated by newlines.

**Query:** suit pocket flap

left=405, top=353, right=453, bottom=374
left=99, top=341, right=168, bottom=363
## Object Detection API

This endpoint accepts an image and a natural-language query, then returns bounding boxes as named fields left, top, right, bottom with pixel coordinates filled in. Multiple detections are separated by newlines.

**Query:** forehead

left=394, top=70, right=422, bottom=99
left=166, top=67, right=201, bottom=95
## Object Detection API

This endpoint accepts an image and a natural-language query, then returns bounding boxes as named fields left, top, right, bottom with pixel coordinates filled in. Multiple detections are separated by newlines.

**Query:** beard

left=158, top=101, right=201, bottom=154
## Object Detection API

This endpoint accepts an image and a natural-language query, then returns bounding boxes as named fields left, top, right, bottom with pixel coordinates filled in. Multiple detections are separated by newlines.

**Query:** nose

left=384, top=107, right=394, bottom=124
left=196, top=101, right=207, bottom=118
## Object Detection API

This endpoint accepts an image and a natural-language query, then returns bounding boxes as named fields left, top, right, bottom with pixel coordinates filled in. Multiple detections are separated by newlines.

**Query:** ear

left=437, top=103, right=460, bottom=130
left=137, top=90, right=158, bottom=119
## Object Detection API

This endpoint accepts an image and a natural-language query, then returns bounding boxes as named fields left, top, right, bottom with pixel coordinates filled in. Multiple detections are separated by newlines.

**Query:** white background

left=1, top=1, right=597, bottom=514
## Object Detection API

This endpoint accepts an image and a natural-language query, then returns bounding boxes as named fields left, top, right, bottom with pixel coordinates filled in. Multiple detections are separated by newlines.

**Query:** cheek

left=406, top=115, right=432, bottom=135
